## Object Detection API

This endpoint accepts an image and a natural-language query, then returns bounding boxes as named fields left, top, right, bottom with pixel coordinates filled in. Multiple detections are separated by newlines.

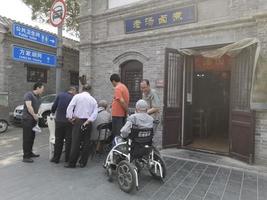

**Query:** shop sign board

left=125, top=5, right=197, bottom=33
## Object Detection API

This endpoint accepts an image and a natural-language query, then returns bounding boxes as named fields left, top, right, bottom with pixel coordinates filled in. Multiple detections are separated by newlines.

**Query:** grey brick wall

left=255, top=112, right=267, bottom=165
left=254, top=15, right=267, bottom=165
left=79, top=0, right=267, bottom=164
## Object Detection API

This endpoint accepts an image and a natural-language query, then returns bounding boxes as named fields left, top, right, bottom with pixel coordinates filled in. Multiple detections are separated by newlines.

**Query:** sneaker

left=22, top=158, right=34, bottom=163
left=32, top=125, right=42, bottom=134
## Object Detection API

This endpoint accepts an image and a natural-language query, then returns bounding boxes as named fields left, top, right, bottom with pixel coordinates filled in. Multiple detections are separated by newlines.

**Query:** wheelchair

left=103, top=127, right=166, bottom=193
left=91, top=122, right=112, bottom=159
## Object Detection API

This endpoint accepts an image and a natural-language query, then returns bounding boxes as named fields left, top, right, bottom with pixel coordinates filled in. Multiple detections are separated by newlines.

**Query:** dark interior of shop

left=187, top=55, right=231, bottom=153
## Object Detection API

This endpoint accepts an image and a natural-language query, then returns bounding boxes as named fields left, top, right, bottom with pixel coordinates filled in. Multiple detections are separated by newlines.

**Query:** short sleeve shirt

left=142, top=89, right=160, bottom=120
left=112, top=83, right=130, bottom=117
left=22, top=91, right=41, bottom=120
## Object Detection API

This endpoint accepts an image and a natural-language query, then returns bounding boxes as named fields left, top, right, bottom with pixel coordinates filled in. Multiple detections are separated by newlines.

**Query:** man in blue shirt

left=50, top=86, right=77, bottom=164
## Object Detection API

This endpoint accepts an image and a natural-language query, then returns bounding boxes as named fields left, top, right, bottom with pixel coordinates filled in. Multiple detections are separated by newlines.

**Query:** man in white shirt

left=65, top=84, right=98, bottom=168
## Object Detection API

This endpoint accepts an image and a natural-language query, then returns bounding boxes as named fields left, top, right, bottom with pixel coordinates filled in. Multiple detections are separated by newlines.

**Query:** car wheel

left=0, top=120, right=8, bottom=133
left=39, top=111, right=51, bottom=127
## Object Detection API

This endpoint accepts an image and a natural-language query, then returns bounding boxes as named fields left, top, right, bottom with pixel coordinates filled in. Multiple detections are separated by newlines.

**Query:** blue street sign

left=12, top=45, right=57, bottom=67
left=12, top=23, right=58, bottom=48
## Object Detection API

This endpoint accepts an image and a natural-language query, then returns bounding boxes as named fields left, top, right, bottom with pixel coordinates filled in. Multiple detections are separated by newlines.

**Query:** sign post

left=50, top=0, right=67, bottom=94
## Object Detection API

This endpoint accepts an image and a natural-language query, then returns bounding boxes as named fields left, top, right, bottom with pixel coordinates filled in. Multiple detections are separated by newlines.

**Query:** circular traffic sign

left=50, top=0, right=67, bottom=27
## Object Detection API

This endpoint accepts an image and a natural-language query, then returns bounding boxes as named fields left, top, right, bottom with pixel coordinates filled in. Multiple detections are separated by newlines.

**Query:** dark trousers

left=22, top=119, right=37, bottom=158
left=52, top=121, right=72, bottom=162
left=68, top=119, right=92, bottom=167
left=112, top=116, right=126, bottom=137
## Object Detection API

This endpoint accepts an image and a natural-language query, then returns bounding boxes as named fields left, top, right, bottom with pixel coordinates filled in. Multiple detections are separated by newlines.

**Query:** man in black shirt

left=22, top=82, right=44, bottom=163
left=50, top=86, right=77, bottom=163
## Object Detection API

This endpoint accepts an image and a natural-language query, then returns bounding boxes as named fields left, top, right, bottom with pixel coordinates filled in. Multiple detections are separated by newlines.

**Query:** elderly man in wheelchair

left=103, top=99, right=166, bottom=193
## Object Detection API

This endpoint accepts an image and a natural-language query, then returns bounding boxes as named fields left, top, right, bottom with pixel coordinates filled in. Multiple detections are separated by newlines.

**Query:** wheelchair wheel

left=149, top=152, right=166, bottom=180
left=117, top=160, right=136, bottom=193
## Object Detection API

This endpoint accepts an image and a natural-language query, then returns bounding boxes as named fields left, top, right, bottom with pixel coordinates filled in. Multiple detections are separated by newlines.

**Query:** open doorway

left=164, top=40, right=257, bottom=163
left=186, top=55, right=231, bottom=153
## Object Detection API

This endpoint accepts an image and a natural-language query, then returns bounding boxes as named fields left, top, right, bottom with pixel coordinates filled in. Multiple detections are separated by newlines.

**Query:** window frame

left=26, top=64, right=48, bottom=83
left=69, top=70, right=79, bottom=86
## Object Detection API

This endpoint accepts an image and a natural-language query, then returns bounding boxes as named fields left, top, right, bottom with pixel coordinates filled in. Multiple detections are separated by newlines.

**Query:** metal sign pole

left=50, top=0, right=66, bottom=94
left=56, top=24, right=63, bottom=94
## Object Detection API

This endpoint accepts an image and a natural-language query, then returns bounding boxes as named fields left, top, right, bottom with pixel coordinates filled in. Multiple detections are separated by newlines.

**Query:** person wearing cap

left=50, top=86, right=77, bottom=164
left=120, top=99, right=154, bottom=139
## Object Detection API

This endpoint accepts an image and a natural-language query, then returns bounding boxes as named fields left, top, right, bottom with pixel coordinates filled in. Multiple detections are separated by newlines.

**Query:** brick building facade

left=0, top=16, right=79, bottom=111
left=78, top=0, right=267, bottom=164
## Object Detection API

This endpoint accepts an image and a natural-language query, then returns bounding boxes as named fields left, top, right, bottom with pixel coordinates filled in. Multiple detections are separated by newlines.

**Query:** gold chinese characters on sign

left=145, top=17, right=154, bottom=27
left=133, top=19, right=142, bottom=29
left=158, top=15, right=168, bottom=25
left=172, top=11, right=183, bottom=22
left=126, top=5, right=197, bottom=33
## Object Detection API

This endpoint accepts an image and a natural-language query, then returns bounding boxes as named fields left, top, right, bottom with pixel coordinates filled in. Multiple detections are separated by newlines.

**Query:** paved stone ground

left=0, top=127, right=267, bottom=200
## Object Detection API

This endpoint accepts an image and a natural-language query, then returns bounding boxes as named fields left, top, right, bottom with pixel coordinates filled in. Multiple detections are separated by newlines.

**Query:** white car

left=13, top=94, right=56, bottom=127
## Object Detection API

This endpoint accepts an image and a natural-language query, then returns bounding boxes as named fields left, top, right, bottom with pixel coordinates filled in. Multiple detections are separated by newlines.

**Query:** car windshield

left=41, top=95, right=56, bottom=103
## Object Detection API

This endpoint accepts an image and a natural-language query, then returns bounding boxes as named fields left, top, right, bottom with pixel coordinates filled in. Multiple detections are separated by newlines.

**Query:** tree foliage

left=22, top=0, right=79, bottom=33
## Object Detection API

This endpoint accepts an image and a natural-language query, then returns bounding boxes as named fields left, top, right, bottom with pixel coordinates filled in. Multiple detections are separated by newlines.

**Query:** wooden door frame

left=120, top=59, right=143, bottom=108
left=228, top=44, right=257, bottom=164
left=165, top=43, right=256, bottom=164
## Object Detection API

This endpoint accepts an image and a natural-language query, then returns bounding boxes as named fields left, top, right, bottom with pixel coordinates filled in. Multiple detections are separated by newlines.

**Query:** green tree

left=22, top=0, right=79, bottom=33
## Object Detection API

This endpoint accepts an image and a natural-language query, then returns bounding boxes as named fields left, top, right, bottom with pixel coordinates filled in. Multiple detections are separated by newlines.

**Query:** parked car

left=13, top=94, right=56, bottom=127
left=0, top=92, right=9, bottom=133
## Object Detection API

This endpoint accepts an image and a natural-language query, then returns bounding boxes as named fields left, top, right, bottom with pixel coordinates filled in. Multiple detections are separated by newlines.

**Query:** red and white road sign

left=50, top=0, right=67, bottom=27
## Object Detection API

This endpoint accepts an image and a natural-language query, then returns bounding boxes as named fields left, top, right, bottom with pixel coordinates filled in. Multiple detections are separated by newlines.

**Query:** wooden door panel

left=230, top=111, right=255, bottom=163
left=121, top=60, right=143, bottom=108
left=163, top=48, right=183, bottom=148
left=229, top=45, right=256, bottom=164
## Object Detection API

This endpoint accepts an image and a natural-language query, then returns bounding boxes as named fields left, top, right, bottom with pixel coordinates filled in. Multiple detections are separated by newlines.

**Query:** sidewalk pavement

left=0, top=127, right=267, bottom=200
left=161, top=148, right=267, bottom=174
